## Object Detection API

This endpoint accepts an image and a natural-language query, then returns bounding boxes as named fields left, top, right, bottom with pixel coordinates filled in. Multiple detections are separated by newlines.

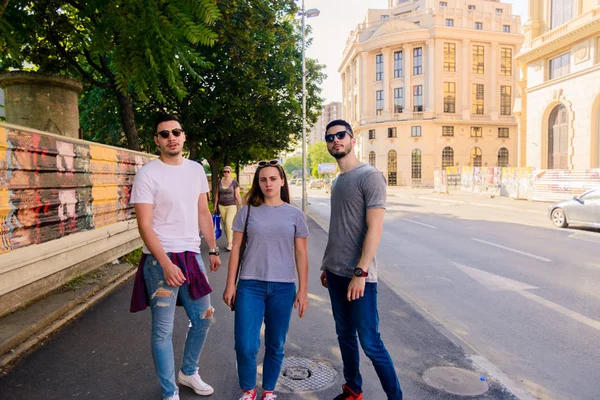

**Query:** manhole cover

left=423, top=367, right=489, bottom=396
left=272, top=357, right=337, bottom=392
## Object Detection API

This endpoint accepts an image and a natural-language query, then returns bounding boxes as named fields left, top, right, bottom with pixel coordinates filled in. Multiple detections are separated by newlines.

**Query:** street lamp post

left=300, top=1, right=319, bottom=213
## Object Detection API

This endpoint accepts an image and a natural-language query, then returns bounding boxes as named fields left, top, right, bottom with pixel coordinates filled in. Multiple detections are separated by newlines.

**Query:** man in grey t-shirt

left=320, top=119, right=402, bottom=400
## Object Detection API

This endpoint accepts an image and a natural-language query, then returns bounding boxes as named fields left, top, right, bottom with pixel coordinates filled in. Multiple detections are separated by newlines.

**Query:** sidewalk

left=0, top=216, right=519, bottom=400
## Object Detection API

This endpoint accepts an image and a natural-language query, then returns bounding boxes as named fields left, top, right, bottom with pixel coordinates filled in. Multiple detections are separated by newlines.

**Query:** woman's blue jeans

left=326, top=270, right=403, bottom=399
left=144, top=253, right=213, bottom=398
left=234, top=279, right=296, bottom=391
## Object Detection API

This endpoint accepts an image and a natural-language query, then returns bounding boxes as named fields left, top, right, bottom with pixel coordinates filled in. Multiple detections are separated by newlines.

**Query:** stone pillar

left=0, top=72, right=83, bottom=139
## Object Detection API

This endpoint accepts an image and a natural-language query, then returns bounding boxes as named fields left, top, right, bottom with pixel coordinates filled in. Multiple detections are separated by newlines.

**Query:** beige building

left=308, top=101, right=342, bottom=145
left=340, top=0, right=523, bottom=186
left=515, top=0, right=600, bottom=169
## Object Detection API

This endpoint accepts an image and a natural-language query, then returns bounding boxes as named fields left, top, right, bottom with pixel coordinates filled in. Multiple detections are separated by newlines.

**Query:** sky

left=302, top=0, right=529, bottom=104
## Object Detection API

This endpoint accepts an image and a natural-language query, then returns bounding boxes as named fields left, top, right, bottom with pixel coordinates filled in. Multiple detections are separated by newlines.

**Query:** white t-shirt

left=130, top=158, right=209, bottom=254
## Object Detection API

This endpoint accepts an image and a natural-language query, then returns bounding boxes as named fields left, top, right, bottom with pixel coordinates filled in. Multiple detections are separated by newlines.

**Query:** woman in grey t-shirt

left=223, top=160, right=309, bottom=400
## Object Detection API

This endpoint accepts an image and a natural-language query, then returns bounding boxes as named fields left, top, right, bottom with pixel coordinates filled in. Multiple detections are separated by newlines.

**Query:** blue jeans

left=326, top=271, right=402, bottom=400
left=234, top=280, right=296, bottom=391
left=144, top=253, right=213, bottom=398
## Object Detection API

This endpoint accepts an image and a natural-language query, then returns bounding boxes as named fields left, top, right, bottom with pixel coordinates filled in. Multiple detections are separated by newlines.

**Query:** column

left=490, top=42, right=498, bottom=119
left=426, top=38, right=435, bottom=113
left=405, top=45, right=412, bottom=112
left=382, top=47, right=392, bottom=114
left=360, top=52, right=369, bottom=120
left=461, top=39, right=471, bottom=119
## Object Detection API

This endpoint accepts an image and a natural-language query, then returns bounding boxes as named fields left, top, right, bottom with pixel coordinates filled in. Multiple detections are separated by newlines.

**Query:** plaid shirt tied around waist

left=130, top=251, right=212, bottom=313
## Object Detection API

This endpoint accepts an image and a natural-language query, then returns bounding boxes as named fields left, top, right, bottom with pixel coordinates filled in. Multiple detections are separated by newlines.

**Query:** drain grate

left=423, top=366, right=489, bottom=396
left=275, top=357, right=337, bottom=392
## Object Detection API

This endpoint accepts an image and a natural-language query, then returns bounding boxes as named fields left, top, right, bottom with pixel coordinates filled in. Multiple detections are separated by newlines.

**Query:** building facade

left=515, top=0, right=600, bottom=170
left=340, top=0, right=523, bottom=186
left=308, top=101, right=342, bottom=145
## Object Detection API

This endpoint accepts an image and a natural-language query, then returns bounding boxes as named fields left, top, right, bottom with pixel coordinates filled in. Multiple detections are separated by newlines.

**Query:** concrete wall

left=0, top=123, right=154, bottom=317
left=0, top=72, right=83, bottom=139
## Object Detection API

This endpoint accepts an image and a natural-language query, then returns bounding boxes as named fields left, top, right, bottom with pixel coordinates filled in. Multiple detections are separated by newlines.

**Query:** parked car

left=309, top=179, right=326, bottom=189
left=295, top=178, right=303, bottom=186
left=289, top=178, right=297, bottom=185
left=548, top=187, right=600, bottom=228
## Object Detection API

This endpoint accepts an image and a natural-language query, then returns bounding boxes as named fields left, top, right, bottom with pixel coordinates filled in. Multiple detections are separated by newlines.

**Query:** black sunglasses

left=257, top=159, right=280, bottom=167
left=156, top=129, right=184, bottom=139
left=223, top=170, right=231, bottom=173
left=325, top=131, right=353, bottom=143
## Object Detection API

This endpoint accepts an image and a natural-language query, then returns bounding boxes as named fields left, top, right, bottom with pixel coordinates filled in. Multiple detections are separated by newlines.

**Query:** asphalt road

left=292, top=185, right=600, bottom=400
left=0, top=210, right=517, bottom=400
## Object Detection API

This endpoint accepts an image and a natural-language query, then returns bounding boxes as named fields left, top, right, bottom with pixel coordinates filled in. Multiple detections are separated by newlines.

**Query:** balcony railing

left=359, top=111, right=435, bottom=125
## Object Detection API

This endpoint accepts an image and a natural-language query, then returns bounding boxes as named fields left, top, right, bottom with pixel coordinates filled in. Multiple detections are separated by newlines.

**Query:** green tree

left=283, top=156, right=302, bottom=176
left=0, top=0, right=219, bottom=151
left=307, top=142, right=336, bottom=178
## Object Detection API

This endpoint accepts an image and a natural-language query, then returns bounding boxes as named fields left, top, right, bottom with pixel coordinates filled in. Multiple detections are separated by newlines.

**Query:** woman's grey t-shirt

left=233, top=203, right=309, bottom=283
left=321, top=163, right=386, bottom=282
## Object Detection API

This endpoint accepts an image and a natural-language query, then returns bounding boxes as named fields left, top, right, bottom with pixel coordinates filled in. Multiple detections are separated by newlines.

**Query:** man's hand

left=223, top=283, right=236, bottom=310
left=209, top=254, right=221, bottom=272
left=347, top=276, right=365, bottom=301
left=320, top=271, right=328, bottom=288
left=294, top=290, right=309, bottom=318
left=162, top=260, right=186, bottom=287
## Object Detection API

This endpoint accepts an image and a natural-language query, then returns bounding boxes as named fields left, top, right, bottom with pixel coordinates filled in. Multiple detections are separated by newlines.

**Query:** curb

left=0, top=267, right=136, bottom=373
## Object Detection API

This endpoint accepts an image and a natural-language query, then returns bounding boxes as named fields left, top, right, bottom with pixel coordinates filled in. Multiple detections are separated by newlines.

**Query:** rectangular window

left=501, top=48, right=512, bottom=76
left=468, top=5, right=476, bottom=10
left=394, top=87, right=404, bottom=113
left=388, top=127, right=397, bottom=138
left=500, top=86, right=512, bottom=116
left=472, top=45, right=485, bottom=74
left=445, top=19, right=454, bottom=27
left=551, top=0, right=573, bottom=29
left=415, top=21, right=420, bottom=26
left=475, top=22, right=483, bottom=30
left=413, top=47, right=423, bottom=75
left=376, top=54, right=383, bottom=81
left=369, top=129, right=376, bottom=139
left=443, top=82, right=456, bottom=113
left=444, top=43, right=456, bottom=72
left=498, top=127, right=509, bottom=138
left=381, top=14, right=389, bottom=20
left=549, top=53, right=570, bottom=79
left=411, top=126, right=422, bottom=137
left=442, top=126, right=455, bottom=137
left=413, top=85, right=423, bottom=112
left=496, top=8, right=503, bottom=13
left=376, top=90, right=384, bottom=115
left=440, top=1, right=448, bottom=6
left=394, top=51, right=403, bottom=78
left=472, top=84, right=484, bottom=114
left=471, top=126, right=483, bottom=137
left=503, top=25, right=511, bottom=33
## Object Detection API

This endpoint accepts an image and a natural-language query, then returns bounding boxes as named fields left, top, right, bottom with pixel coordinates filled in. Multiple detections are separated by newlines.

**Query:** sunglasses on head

left=257, top=159, right=280, bottom=167
left=325, top=131, right=353, bottom=143
left=156, top=129, right=184, bottom=139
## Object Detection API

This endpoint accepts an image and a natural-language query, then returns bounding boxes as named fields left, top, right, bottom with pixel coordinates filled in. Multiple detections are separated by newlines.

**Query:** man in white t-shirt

left=129, top=114, right=221, bottom=400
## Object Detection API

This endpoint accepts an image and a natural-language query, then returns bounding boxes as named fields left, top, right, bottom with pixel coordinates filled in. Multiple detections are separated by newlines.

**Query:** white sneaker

left=163, top=394, right=179, bottom=400
left=177, top=370, right=214, bottom=396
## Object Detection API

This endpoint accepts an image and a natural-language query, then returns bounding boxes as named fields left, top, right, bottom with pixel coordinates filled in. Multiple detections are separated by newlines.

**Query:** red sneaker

left=333, top=384, right=363, bottom=400
left=260, top=391, right=277, bottom=400
left=239, top=388, right=257, bottom=400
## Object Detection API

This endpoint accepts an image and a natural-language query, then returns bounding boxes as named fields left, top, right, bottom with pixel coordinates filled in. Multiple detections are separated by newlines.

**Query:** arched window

left=411, top=149, right=422, bottom=179
left=548, top=104, right=568, bottom=169
left=369, top=151, right=376, bottom=167
left=388, top=150, right=397, bottom=186
left=442, top=147, right=454, bottom=169
left=498, top=147, right=509, bottom=167
left=470, top=147, right=482, bottom=167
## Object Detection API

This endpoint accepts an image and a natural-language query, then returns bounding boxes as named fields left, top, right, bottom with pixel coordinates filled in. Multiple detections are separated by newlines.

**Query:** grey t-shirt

left=233, top=203, right=309, bottom=282
left=321, top=163, right=386, bottom=282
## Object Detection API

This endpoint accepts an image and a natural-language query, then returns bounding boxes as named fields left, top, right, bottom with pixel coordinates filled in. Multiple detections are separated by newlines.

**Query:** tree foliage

left=283, top=156, right=302, bottom=177
left=308, top=141, right=336, bottom=177
left=0, top=0, right=220, bottom=150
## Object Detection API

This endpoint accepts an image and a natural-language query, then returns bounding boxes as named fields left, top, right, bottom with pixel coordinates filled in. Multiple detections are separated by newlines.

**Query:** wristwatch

left=353, top=267, right=368, bottom=277
left=208, top=247, right=220, bottom=256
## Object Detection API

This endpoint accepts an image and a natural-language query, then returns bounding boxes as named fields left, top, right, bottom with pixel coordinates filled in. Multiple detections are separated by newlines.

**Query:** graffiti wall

left=0, top=125, right=154, bottom=254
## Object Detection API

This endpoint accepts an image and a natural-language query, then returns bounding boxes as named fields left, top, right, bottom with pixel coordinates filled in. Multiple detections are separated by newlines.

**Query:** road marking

left=471, top=238, right=552, bottom=262
left=404, top=219, right=437, bottom=229
left=454, top=263, right=600, bottom=332
left=569, top=231, right=600, bottom=244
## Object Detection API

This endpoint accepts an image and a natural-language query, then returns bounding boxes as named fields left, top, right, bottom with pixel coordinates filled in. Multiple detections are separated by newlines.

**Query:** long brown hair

left=244, top=164, right=290, bottom=207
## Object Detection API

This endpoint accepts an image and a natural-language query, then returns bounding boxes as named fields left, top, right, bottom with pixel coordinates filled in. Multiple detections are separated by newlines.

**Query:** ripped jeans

left=143, top=253, right=213, bottom=398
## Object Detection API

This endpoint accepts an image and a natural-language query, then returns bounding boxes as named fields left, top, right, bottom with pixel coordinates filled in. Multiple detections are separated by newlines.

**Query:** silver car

left=548, top=187, right=600, bottom=228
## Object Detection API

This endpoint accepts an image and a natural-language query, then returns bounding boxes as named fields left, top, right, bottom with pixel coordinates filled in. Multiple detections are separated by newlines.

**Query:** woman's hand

left=294, top=290, right=309, bottom=318
left=223, top=284, right=237, bottom=310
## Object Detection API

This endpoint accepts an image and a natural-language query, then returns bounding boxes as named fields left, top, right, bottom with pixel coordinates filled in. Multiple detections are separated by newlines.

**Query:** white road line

left=404, top=219, right=437, bottom=229
left=520, top=291, right=600, bottom=331
left=471, top=238, right=552, bottom=262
